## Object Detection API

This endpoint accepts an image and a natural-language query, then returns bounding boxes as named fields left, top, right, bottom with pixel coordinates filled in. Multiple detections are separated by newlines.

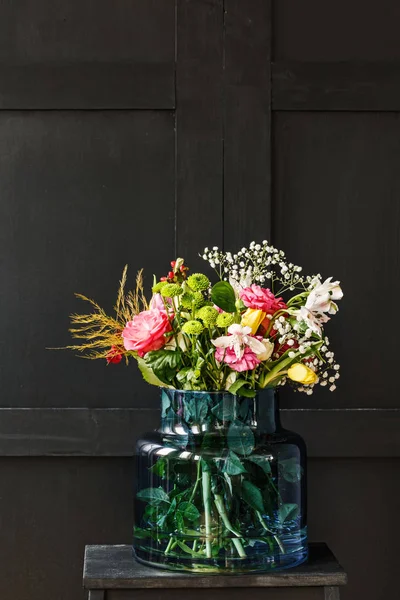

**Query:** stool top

left=83, top=543, right=347, bottom=590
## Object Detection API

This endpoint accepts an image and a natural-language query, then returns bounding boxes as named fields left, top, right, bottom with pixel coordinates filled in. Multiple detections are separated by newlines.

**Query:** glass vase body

left=133, top=388, right=307, bottom=573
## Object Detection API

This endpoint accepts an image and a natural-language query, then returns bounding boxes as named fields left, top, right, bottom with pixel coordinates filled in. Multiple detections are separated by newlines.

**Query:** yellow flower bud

left=241, top=308, right=266, bottom=335
left=287, top=363, right=318, bottom=385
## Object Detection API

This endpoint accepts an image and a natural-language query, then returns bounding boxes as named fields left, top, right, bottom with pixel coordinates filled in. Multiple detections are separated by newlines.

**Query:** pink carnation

left=215, top=346, right=260, bottom=372
left=122, top=309, right=172, bottom=357
left=240, top=285, right=287, bottom=315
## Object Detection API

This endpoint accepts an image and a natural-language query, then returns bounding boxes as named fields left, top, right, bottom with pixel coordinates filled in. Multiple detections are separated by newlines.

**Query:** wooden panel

left=308, top=459, right=400, bottom=600
left=0, top=408, right=398, bottom=457
left=0, top=111, right=175, bottom=408
left=175, top=0, right=224, bottom=270
left=0, top=458, right=134, bottom=600
left=273, top=112, right=400, bottom=408
left=84, top=543, right=346, bottom=589
left=0, top=0, right=175, bottom=108
left=273, top=0, right=400, bottom=61
left=0, top=63, right=175, bottom=110
left=223, top=0, right=272, bottom=248
left=272, top=62, right=400, bottom=111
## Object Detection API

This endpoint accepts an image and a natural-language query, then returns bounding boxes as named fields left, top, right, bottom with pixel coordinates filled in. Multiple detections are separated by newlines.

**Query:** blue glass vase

left=133, top=388, right=308, bottom=573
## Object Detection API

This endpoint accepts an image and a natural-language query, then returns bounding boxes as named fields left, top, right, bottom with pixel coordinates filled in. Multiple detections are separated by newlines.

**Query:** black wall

left=0, top=1, right=399, bottom=599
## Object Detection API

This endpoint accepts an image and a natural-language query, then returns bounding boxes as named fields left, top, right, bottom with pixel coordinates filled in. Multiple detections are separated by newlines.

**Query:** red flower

left=106, top=345, right=123, bottom=365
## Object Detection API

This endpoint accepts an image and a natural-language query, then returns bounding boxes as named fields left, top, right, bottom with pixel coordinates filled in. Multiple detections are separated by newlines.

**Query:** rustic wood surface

left=83, top=543, right=347, bottom=590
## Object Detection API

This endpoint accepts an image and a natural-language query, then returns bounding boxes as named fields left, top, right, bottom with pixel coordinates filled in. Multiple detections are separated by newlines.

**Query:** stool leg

left=88, top=591, right=105, bottom=600
left=324, top=586, right=340, bottom=600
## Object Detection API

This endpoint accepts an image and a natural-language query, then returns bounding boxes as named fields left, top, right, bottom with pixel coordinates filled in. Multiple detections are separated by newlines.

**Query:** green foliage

left=241, top=479, right=265, bottom=513
left=136, top=486, right=170, bottom=506
left=279, top=458, right=303, bottom=483
left=183, top=395, right=209, bottom=422
left=227, top=420, right=255, bottom=456
left=178, top=501, right=200, bottom=522
left=278, top=503, right=299, bottom=523
left=222, top=451, right=247, bottom=475
left=144, top=350, right=183, bottom=385
left=149, top=457, right=167, bottom=478
left=211, top=281, right=236, bottom=312
left=247, top=455, right=272, bottom=476
left=137, top=356, right=170, bottom=388
left=211, top=396, right=236, bottom=421
left=228, top=378, right=256, bottom=398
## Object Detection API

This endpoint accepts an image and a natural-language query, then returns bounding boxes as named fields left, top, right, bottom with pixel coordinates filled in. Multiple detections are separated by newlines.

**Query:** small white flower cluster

left=293, top=337, right=340, bottom=395
left=201, top=240, right=317, bottom=293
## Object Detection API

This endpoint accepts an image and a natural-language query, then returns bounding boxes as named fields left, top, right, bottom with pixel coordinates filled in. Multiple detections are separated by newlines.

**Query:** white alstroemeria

left=212, top=324, right=266, bottom=359
left=306, top=277, right=343, bottom=316
left=295, top=306, right=329, bottom=336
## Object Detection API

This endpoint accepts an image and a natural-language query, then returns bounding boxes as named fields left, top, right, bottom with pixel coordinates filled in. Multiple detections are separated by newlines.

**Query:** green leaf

left=227, top=420, right=255, bottom=456
left=183, top=396, right=209, bottom=422
left=161, top=390, right=171, bottom=418
left=222, top=450, right=247, bottom=475
left=136, top=487, right=170, bottom=506
left=149, top=458, right=167, bottom=478
left=178, top=501, right=201, bottom=522
left=175, top=511, right=185, bottom=532
left=145, top=350, right=183, bottom=385
left=279, top=458, right=303, bottom=483
left=241, top=480, right=265, bottom=513
left=133, top=526, right=154, bottom=540
left=228, top=378, right=256, bottom=398
left=278, top=503, right=299, bottom=523
left=211, top=396, right=236, bottom=421
left=176, top=367, right=191, bottom=382
left=247, top=455, right=272, bottom=476
left=211, top=281, right=236, bottom=312
left=137, top=356, right=170, bottom=388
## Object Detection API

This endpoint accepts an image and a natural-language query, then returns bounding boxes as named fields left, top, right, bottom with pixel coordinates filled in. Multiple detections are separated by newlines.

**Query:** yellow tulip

left=287, top=363, right=318, bottom=385
left=241, top=308, right=266, bottom=335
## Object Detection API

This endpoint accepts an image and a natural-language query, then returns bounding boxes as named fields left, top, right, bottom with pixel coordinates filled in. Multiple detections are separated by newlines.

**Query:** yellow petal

left=287, top=363, right=318, bottom=385
left=241, top=308, right=266, bottom=335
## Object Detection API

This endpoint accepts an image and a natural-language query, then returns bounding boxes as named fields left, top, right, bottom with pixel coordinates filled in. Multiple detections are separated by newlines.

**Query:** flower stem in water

left=201, top=466, right=212, bottom=559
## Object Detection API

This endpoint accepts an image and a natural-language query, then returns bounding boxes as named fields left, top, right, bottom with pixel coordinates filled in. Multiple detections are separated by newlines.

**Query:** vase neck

left=159, top=388, right=280, bottom=434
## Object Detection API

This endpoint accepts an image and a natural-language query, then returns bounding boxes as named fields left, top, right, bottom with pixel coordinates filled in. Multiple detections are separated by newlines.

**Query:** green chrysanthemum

left=180, top=291, right=205, bottom=309
left=160, top=283, right=183, bottom=297
left=182, top=320, right=204, bottom=336
left=187, top=273, right=210, bottom=292
left=152, top=281, right=168, bottom=293
left=196, top=306, right=218, bottom=326
left=216, top=312, right=235, bottom=328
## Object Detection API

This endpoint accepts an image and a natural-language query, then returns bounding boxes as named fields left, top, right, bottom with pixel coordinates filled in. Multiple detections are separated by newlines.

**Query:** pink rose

left=122, top=309, right=172, bottom=357
left=240, top=285, right=287, bottom=315
left=215, top=346, right=260, bottom=372
left=149, top=293, right=174, bottom=316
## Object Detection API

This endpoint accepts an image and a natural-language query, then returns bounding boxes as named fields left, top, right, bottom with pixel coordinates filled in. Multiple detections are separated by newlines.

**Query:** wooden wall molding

left=272, top=61, right=400, bottom=111
left=0, top=407, right=398, bottom=457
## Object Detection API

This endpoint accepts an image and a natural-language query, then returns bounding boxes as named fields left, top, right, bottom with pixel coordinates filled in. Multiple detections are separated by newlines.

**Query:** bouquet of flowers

left=67, top=240, right=343, bottom=397
left=65, top=240, right=343, bottom=572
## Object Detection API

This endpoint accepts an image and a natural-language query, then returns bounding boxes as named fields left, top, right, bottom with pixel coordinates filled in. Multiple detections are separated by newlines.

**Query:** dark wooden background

left=0, top=1, right=398, bottom=598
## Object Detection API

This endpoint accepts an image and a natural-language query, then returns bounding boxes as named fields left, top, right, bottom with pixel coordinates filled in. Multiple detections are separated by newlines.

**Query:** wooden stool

left=83, top=543, right=347, bottom=600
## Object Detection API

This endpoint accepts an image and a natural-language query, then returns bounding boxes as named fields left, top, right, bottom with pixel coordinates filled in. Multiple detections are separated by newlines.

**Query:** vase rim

left=159, top=387, right=276, bottom=395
